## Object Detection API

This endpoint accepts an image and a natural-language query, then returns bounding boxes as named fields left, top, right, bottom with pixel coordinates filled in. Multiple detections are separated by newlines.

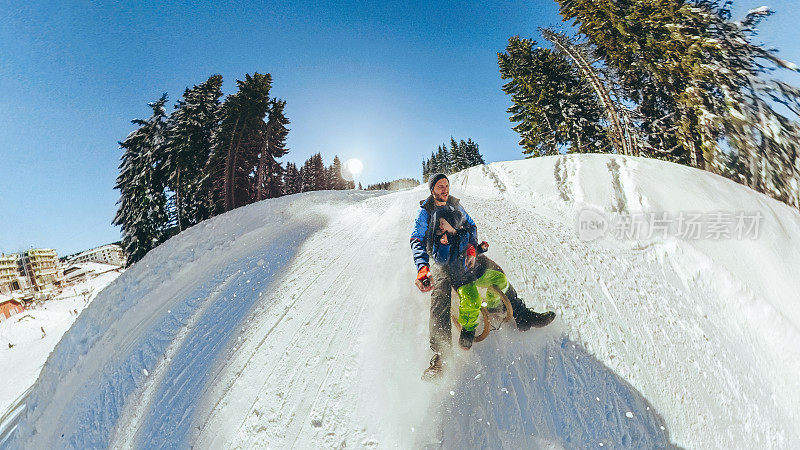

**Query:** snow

left=1, top=155, right=799, bottom=448
left=0, top=271, right=121, bottom=415
left=66, top=261, right=119, bottom=273
left=747, top=6, right=771, bottom=16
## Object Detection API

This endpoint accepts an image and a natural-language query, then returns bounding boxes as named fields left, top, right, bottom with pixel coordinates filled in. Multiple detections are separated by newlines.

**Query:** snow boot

left=515, top=308, right=555, bottom=331
left=459, top=328, right=475, bottom=350
left=422, top=353, right=444, bottom=381
left=504, top=285, right=555, bottom=331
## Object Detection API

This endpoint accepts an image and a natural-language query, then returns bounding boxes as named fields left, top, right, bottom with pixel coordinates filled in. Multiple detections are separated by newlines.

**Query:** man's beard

left=433, top=192, right=448, bottom=203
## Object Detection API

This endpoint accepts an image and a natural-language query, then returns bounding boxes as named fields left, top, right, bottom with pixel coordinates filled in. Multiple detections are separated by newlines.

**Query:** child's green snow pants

left=456, top=269, right=508, bottom=331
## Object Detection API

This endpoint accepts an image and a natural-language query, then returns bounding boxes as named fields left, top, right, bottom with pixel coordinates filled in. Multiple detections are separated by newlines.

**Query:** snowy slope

left=1, top=155, right=798, bottom=449
left=0, top=271, right=122, bottom=415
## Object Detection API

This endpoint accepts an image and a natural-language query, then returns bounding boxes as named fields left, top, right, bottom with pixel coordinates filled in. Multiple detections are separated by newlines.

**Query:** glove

left=417, top=266, right=431, bottom=287
left=466, top=244, right=476, bottom=257
left=479, top=241, right=489, bottom=252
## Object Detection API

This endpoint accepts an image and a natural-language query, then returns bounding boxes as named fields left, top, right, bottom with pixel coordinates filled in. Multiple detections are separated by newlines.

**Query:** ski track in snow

left=2, top=155, right=798, bottom=449
left=553, top=155, right=582, bottom=204
left=607, top=156, right=649, bottom=213
left=131, top=238, right=304, bottom=448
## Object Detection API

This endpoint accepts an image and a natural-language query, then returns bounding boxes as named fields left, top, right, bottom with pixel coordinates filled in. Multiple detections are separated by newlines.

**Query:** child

left=429, top=206, right=511, bottom=350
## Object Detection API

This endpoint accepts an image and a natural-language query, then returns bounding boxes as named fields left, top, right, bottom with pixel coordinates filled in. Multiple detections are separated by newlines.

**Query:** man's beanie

left=428, top=173, right=449, bottom=192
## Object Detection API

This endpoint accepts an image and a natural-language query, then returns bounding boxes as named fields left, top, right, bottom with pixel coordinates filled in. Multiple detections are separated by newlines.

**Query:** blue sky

left=1, top=1, right=798, bottom=256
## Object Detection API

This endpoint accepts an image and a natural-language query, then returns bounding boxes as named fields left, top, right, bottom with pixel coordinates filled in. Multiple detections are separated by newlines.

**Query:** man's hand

left=466, top=255, right=476, bottom=269
left=416, top=266, right=434, bottom=292
left=438, top=218, right=457, bottom=235
left=415, top=278, right=434, bottom=292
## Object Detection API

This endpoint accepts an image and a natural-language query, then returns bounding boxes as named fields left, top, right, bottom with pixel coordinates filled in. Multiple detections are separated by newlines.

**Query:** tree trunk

left=543, top=29, right=630, bottom=156
left=175, top=168, right=182, bottom=232
left=255, top=130, right=269, bottom=201
left=685, top=110, right=706, bottom=170
left=224, top=117, right=241, bottom=212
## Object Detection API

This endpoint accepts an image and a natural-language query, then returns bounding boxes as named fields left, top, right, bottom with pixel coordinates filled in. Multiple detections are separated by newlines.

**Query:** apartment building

left=20, top=248, right=61, bottom=291
left=0, top=253, right=24, bottom=294
left=68, top=244, right=125, bottom=267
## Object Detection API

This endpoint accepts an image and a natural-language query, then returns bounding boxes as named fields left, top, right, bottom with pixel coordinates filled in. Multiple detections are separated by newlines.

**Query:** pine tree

left=367, top=178, right=420, bottom=190
left=265, top=159, right=284, bottom=198
left=463, top=138, right=485, bottom=166
left=556, top=0, right=800, bottom=207
left=282, top=162, right=293, bottom=195
left=323, top=165, right=333, bottom=190
left=330, top=156, right=347, bottom=190
left=449, top=137, right=465, bottom=172
left=435, top=144, right=451, bottom=173
left=205, top=73, right=273, bottom=213
left=113, top=94, right=170, bottom=266
left=556, top=0, right=704, bottom=165
left=540, top=28, right=640, bottom=156
left=499, top=35, right=610, bottom=156
left=283, top=162, right=301, bottom=195
left=422, top=138, right=484, bottom=181
left=705, top=6, right=800, bottom=207
left=312, top=153, right=326, bottom=190
left=294, top=163, right=305, bottom=193
left=300, top=156, right=315, bottom=192
left=163, top=74, right=223, bottom=231
left=256, top=99, right=290, bottom=201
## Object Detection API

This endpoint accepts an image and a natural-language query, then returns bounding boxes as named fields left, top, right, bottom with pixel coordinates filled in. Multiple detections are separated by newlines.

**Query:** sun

left=342, top=158, right=363, bottom=180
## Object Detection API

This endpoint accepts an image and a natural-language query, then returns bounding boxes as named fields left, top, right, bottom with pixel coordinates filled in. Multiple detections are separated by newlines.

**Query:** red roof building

left=0, top=296, right=24, bottom=322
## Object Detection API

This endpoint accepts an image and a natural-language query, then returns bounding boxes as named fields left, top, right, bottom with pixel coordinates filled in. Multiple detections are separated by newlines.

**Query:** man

left=410, top=173, right=555, bottom=380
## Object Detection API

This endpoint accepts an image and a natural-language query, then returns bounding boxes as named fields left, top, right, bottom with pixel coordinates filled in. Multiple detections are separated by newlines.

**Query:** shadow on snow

left=428, top=329, right=681, bottom=449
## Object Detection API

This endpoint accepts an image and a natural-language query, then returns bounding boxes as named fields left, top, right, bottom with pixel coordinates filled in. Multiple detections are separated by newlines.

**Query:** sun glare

left=343, top=158, right=363, bottom=180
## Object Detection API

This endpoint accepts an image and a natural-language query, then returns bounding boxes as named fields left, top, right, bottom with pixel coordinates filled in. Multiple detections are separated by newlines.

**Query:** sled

left=451, top=285, right=514, bottom=343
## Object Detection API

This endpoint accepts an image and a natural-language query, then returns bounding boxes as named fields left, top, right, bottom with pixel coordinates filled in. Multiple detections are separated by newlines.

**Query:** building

left=0, top=253, right=26, bottom=294
left=19, top=248, right=61, bottom=291
left=62, top=261, right=121, bottom=285
left=0, top=294, right=25, bottom=322
left=0, top=254, right=18, bottom=293
left=68, top=244, right=125, bottom=267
